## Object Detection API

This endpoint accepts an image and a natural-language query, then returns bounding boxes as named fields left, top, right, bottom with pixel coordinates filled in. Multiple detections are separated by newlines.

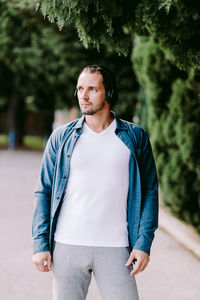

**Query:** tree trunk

left=8, top=81, right=25, bottom=149
left=42, top=109, right=55, bottom=144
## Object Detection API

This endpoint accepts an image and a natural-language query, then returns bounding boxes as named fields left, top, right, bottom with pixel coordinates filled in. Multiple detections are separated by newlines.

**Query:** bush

left=132, top=36, right=200, bottom=232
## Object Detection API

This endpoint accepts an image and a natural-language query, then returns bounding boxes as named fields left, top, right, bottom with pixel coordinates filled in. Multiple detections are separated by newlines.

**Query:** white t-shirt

left=54, top=119, right=130, bottom=247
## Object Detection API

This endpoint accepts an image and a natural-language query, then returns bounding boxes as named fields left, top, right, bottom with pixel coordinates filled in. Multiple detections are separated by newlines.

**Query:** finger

left=47, top=255, right=52, bottom=271
left=125, top=254, right=135, bottom=266
left=41, top=259, right=52, bottom=272
left=130, top=260, right=143, bottom=276
left=43, top=265, right=50, bottom=272
left=34, top=262, right=43, bottom=272
left=140, top=259, right=149, bottom=272
left=38, top=259, right=47, bottom=272
left=130, top=259, right=149, bottom=276
left=39, top=265, right=45, bottom=272
left=43, top=260, right=49, bottom=272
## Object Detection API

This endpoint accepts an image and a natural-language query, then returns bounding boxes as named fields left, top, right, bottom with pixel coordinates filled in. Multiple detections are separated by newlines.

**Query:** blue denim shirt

left=32, top=112, right=158, bottom=255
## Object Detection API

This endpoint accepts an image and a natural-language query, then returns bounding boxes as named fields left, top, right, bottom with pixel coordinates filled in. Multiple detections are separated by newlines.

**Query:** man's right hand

left=32, top=251, right=52, bottom=272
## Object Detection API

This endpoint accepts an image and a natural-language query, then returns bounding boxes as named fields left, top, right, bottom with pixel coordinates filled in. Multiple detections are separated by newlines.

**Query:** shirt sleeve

left=133, top=129, right=159, bottom=255
left=32, top=129, right=58, bottom=253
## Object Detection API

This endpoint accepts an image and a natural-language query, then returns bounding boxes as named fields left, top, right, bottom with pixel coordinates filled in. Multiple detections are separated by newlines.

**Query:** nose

left=79, top=88, right=89, bottom=100
left=82, top=90, right=89, bottom=100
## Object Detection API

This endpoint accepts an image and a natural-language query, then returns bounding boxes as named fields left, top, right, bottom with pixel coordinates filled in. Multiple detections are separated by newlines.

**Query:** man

left=32, top=65, right=158, bottom=300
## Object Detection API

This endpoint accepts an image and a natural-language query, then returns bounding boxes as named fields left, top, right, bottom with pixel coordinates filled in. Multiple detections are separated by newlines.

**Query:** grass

left=0, top=135, right=8, bottom=145
left=24, top=136, right=45, bottom=150
left=0, top=134, right=45, bottom=150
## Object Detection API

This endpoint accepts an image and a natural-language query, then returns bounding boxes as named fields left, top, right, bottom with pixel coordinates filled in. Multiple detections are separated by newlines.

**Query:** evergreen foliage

left=0, top=0, right=137, bottom=146
left=34, top=0, right=136, bottom=55
left=35, top=0, right=200, bottom=69
left=0, top=0, right=85, bottom=146
left=132, top=36, right=200, bottom=231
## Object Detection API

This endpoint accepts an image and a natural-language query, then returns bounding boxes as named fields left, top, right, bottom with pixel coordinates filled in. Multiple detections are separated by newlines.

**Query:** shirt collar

left=73, top=111, right=128, bottom=132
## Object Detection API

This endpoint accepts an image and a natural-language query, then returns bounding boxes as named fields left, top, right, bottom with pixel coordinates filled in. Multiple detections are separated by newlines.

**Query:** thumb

left=125, top=253, right=135, bottom=266
left=47, top=254, right=52, bottom=271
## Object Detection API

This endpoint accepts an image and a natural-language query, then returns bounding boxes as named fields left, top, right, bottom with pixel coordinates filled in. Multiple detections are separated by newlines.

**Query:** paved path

left=0, top=150, right=200, bottom=300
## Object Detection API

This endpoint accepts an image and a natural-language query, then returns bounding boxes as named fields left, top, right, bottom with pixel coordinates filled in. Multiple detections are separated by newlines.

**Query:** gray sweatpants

left=52, top=242, right=139, bottom=300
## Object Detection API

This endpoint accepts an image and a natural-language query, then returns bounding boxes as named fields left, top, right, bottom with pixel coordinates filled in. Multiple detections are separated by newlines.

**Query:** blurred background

left=0, top=1, right=200, bottom=299
left=1, top=0, right=199, bottom=232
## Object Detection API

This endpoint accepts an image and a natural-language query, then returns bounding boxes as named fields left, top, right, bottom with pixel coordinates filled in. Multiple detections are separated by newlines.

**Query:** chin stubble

left=81, top=101, right=105, bottom=115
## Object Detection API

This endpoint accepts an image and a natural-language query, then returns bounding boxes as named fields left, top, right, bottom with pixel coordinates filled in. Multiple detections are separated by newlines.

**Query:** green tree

left=132, top=36, right=200, bottom=231
left=35, top=0, right=200, bottom=70
left=0, top=1, right=78, bottom=146
left=0, top=0, right=137, bottom=147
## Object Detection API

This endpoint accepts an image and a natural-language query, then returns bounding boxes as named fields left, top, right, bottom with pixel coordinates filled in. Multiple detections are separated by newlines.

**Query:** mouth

left=81, top=103, right=91, bottom=106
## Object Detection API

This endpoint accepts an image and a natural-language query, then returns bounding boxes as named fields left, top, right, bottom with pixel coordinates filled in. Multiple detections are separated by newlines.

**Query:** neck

left=85, top=111, right=114, bottom=133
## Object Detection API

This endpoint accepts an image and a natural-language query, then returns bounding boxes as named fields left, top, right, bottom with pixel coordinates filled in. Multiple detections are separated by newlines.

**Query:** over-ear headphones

left=74, top=64, right=118, bottom=106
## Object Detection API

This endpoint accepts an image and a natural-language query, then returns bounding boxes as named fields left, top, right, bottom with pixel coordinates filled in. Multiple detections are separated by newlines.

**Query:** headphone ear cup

left=106, top=89, right=114, bottom=104
left=74, top=89, right=78, bottom=101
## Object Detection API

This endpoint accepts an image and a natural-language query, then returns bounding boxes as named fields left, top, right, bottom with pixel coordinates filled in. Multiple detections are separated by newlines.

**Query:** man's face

left=76, top=71, right=108, bottom=115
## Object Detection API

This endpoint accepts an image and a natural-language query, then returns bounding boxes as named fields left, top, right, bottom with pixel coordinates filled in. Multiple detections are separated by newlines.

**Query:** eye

left=91, top=87, right=97, bottom=92
left=78, top=87, right=83, bottom=92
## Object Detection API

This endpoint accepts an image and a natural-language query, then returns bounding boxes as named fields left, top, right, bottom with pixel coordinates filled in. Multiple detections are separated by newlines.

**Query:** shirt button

left=63, top=176, right=66, bottom=179
left=67, top=154, right=70, bottom=157
left=56, top=196, right=59, bottom=199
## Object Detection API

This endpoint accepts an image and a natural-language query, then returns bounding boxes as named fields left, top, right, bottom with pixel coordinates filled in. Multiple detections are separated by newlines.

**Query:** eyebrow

left=76, top=85, right=100, bottom=89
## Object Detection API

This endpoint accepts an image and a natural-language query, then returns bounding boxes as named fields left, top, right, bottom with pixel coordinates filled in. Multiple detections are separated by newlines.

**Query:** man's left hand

left=125, top=249, right=150, bottom=276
